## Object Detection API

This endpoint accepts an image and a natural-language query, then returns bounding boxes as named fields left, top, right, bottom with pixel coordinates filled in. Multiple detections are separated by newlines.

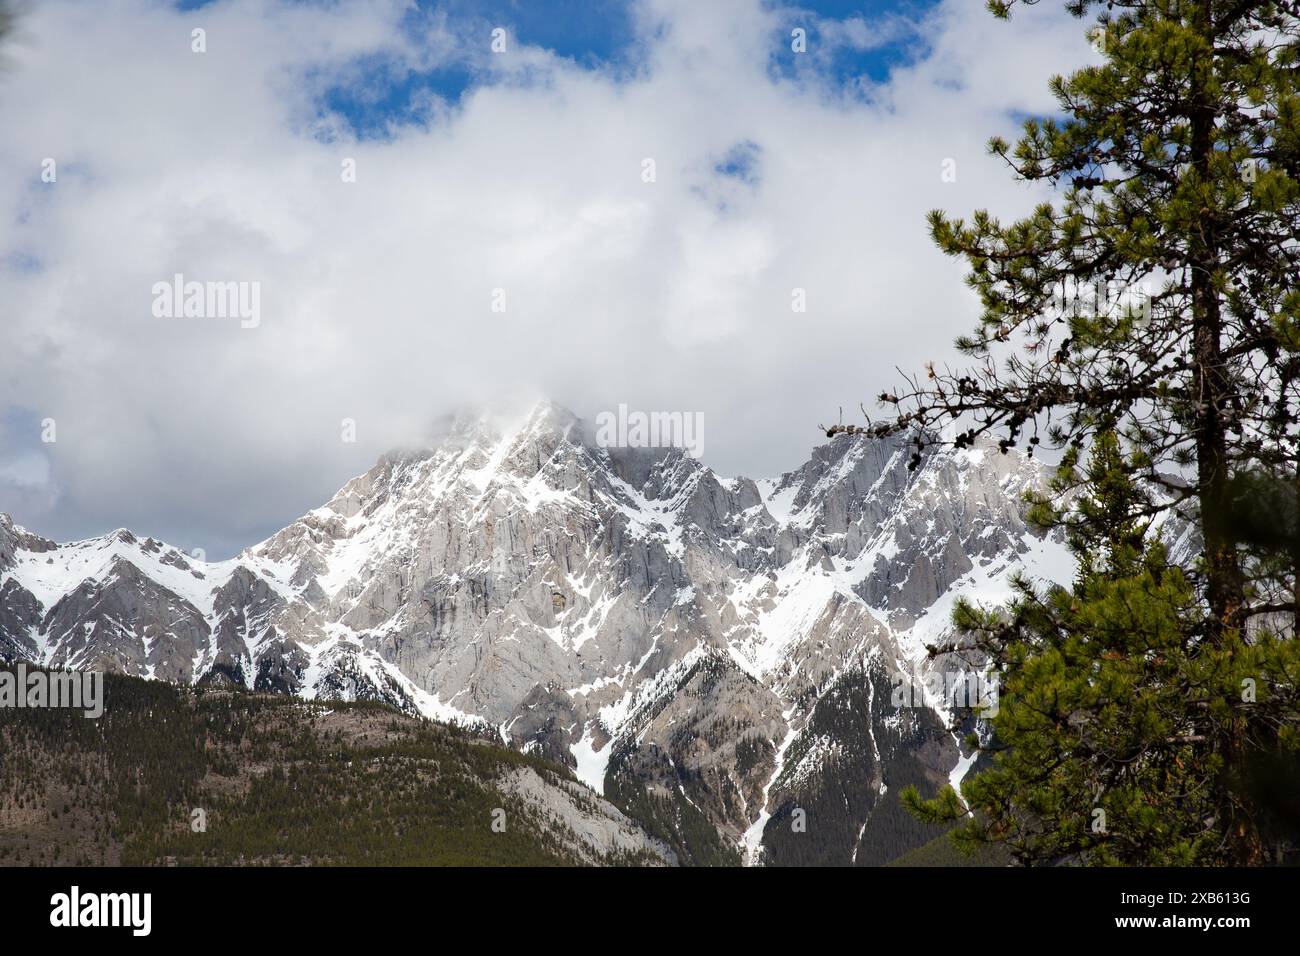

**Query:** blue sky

left=222, top=0, right=941, bottom=140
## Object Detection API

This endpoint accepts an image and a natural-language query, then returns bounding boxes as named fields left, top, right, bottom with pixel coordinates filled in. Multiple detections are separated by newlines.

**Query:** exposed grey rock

left=497, top=765, right=676, bottom=866
left=607, top=650, right=787, bottom=844
left=0, top=577, right=42, bottom=661
left=506, top=681, right=581, bottom=767
left=0, top=400, right=1078, bottom=864
left=42, top=558, right=208, bottom=681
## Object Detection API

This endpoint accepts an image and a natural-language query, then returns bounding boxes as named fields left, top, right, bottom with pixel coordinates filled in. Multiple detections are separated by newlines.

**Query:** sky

left=0, top=0, right=1097, bottom=559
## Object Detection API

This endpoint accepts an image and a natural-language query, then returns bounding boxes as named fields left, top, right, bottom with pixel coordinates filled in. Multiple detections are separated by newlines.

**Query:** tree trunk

left=1190, top=0, right=1256, bottom=865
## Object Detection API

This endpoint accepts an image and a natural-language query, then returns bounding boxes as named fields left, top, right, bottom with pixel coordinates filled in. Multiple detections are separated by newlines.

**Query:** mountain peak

left=0, top=400, right=1073, bottom=866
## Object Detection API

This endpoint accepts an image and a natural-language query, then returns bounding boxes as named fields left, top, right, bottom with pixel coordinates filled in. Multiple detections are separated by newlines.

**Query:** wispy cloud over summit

left=0, top=0, right=1094, bottom=556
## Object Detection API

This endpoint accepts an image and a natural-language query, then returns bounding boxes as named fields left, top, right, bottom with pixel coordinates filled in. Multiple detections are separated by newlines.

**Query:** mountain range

left=0, top=400, right=1076, bottom=865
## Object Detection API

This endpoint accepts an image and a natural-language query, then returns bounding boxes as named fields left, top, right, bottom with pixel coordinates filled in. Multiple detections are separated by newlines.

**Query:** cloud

left=0, top=0, right=1095, bottom=557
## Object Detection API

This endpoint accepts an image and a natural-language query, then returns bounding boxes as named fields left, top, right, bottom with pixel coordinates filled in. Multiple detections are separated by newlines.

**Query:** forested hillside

left=0, top=669, right=670, bottom=866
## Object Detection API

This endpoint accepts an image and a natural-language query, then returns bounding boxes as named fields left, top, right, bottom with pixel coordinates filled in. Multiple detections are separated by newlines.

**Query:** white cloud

left=0, top=0, right=1095, bottom=556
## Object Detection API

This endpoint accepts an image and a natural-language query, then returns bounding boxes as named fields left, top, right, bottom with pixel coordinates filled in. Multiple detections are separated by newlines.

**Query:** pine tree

left=874, top=2, right=1300, bottom=864
left=905, top=434, right=1299, bottom=864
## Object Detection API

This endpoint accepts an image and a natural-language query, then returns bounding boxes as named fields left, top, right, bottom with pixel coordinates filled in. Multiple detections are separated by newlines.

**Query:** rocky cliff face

left=0, top=401, right=1076, bottom=864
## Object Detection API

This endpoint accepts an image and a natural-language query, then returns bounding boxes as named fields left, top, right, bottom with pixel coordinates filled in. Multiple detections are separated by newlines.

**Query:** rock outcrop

left=0, top=401, right=1078, bottom=864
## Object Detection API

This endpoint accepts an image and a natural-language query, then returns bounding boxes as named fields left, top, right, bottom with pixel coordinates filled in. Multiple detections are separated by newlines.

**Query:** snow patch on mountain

left=1, top=401, right=1085, bottom=864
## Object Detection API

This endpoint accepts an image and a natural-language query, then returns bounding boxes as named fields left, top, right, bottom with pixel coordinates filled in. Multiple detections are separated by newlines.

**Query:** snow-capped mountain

left=0, top=400, right=1073, bottom=865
